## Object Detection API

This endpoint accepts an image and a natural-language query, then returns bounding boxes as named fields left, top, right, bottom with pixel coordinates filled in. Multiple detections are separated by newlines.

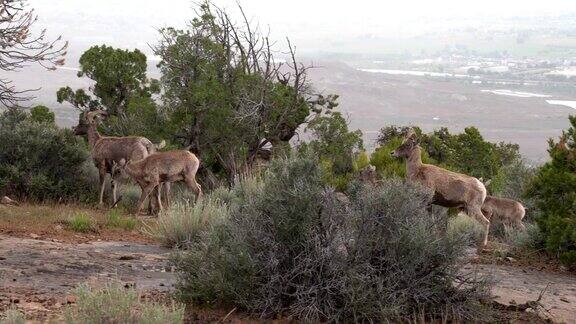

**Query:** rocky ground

left=465, top=260, right=576, bottom=323
left=1, top=204, right=575, bottom=323
left=0, top=234, right=175, bottom=321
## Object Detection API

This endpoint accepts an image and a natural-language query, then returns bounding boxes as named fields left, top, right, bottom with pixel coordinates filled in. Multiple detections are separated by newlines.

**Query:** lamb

left=391, top=129, right=490, bottom=247
left=73, top=110, right=167, bottom=208
left=482, top=195, right=526, bottom=230
left=118, top=150, right=202, bottom=215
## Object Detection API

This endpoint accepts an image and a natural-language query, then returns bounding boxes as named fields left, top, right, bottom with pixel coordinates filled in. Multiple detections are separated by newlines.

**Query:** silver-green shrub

left=172, top=156, right=489, bottom=322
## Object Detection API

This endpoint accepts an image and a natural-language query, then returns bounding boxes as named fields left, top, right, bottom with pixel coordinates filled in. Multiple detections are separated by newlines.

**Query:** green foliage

left=106, top=209, right=137, bottom=231
left=353, top=150, right=370, bottom=171
left=66, top=212, right=96, bottom=233
left=526, top=116, right=576, bottom=266
left=153, top=3, right=330, bottom=184
left=0, top=109, right=97, bottom=202
left=172, top=156, right=489, bottom=321
left=305, top=112, right=363, bottom=174
left=301, top=111, right=363, bottom=190
left=29, top=105, right=55, bottom=124
left=57, top=45, right=162, bottom=139
left=0, top=308, right=25, bottom=324
left=64, top=284, right=184, bottom=324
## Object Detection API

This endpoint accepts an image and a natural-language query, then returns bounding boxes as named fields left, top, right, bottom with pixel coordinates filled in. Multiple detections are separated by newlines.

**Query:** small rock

left=560, top=297, right=570, bottom=303
left=159, top=283, right=165, bottom=287
left=1, top=196, right=19, bottom=205
left=119, top=255, right=135, bottom=260
left=560, top=265, right=569, bottom=272
left=10, top=297, right=20, bottom=304
left=30, top=233, right=40, bottom=239
left=0, top=256, right=5, bottom=260
left=505, top=256, right=516, bottom=262
left=65, top=295, right=77, bottom=304
left=124, top=282, right=135, bottom=289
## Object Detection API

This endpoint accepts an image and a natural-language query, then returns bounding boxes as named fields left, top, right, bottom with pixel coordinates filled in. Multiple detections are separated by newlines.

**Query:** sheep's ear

left=118, top=158, right=127, bottom=167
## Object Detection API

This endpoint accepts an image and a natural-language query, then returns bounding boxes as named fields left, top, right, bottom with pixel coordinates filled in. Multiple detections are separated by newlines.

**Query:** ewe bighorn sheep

left=73, top=110, right=167, bottom=207
left=119, top=150, right=202, bottom=215
left=482, top=196, right=526, bottom=230
left=391, top=129, right=490, bottom=247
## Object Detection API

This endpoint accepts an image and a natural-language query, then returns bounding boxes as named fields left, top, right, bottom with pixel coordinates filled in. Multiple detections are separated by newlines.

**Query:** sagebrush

left=171, top=156, right=490, bottom=322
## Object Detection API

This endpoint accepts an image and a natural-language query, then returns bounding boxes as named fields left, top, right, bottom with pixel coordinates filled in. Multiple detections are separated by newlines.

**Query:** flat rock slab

left=0, top=235, right=176, bottom=319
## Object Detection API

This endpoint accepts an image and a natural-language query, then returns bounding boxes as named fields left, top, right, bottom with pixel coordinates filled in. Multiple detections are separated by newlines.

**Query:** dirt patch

left=0, top=235, right=175, bottom=321
left=465, top=250, right=576, bottom=323
left=473, top=241, right=570, bottom=274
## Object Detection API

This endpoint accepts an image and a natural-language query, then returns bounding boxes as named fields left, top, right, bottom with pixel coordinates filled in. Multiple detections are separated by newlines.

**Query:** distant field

left=307, top=61, right=575, bottom=163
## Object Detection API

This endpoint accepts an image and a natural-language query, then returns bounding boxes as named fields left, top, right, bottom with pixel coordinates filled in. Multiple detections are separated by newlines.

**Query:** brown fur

left=121, top=150, right=203, bottom=214
left=392, top=130, right=490, bottom=247
left=482, top=195, right=526, bottom=230
left=73, top=110, right=165, bottom=207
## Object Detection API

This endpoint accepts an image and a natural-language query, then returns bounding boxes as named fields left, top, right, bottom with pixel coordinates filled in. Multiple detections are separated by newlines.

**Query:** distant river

left=357, top=68, right=470, bottom=78
left=547, top=100, right=576, bottom=110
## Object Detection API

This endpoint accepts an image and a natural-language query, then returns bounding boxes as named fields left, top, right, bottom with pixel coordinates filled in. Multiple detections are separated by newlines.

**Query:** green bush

left=526, top=117, right=576, bottom=266
left=64, top=283, right=184, bottom=324
left=171, top=156, right=489, bottom=322
left=106, top=209, right=138, bottom=231
left=66, top=213, right=96, bottom=233
left=0, top=309, right=25, bottom=324
left=0, top=109, right=98, bottom=202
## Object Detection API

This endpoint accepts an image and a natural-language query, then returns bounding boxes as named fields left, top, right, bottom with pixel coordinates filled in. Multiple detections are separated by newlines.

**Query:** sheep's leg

left=136, top=184, right=156, bottom=215
left=98, top=165, right=107, bottom=206
left=111, top=178, right=117, bottom=207
left=155, top=184, right=163, bottom=213
left=515, top=217, right=526, bottom=231
left=148, top=186, right=159, bottom=215
left=468, top=206, right=490, bottom=248
left=162, top=182, right=171, bottom=208
left=184, top=177, right=202, bottom=203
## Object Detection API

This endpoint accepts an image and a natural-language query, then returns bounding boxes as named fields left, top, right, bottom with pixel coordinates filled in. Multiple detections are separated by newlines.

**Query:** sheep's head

left=112, top=158, right=131, bottom=180
left=391, top=129, right=419, bottom=158
left=73, top=110, right=108, bottom=135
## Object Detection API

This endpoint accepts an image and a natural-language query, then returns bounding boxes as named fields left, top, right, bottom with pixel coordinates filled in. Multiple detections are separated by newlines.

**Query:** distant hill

left=7, top=60, right=572, bottom=162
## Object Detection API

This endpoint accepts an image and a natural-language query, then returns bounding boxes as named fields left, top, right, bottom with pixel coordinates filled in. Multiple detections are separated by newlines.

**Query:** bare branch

left=0, top=0, right=67, bottom=107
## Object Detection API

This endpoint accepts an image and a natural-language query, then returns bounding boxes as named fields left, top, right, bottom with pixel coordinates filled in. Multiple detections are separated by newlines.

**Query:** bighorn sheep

left=73, top=110, right=167, bottom=208
left=482, top=195, right=526, bottom=230
left=118, top=150, right=202, bottom=215
left=391, top=129, right=490, bottom=247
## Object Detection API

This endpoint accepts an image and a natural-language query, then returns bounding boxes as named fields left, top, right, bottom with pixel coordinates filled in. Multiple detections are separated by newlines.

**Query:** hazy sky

left=30, top=0, right=576, bottom=59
